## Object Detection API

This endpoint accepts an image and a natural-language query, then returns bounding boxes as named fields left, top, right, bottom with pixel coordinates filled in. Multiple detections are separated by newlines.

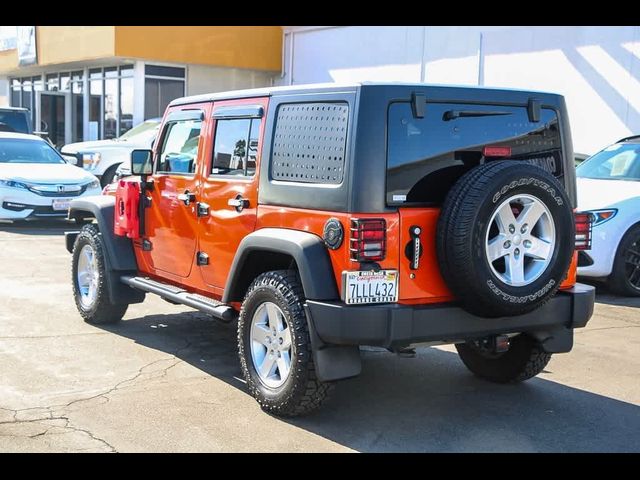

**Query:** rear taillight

left=575, top=212, right=593, bottom=251
left=350, top=219, right=386, bottom=262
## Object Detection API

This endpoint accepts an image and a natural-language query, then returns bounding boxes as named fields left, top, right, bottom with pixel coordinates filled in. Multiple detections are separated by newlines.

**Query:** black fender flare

left=223, top=228, right=340, bottom=303
left=224, top=228, right=358, bottom=382
left=67, top=195, right=144, bottom=305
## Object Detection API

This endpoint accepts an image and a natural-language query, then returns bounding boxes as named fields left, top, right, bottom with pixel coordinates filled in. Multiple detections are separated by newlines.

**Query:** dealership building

left=0, top=26, right=281, bottom=147
left=2, top=26, right=639, bottom=155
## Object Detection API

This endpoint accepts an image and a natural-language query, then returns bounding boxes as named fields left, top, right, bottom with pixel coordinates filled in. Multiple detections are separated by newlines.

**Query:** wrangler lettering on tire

left=436, top=161, right=575, bottom=317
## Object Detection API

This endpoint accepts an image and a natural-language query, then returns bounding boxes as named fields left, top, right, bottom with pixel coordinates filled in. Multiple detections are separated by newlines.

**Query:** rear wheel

left=610, top=224, right=640, bottom=297
left=455, top=334, right=551, bottom=383
left=237, top=270, right=333, bottom=417
left=72, top=224, right=128, bottom=324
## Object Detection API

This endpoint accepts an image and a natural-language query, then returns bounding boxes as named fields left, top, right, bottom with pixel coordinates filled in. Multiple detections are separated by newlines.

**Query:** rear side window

left=271, top=102, right=348, bottom=184
left=157, top=119, right=202, bottom=174
left=386, top=102, right=562, bottom=205
left=211, top=118, right=261, bottom=177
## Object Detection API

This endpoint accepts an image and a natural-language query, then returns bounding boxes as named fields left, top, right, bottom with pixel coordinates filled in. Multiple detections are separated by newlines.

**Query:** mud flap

left=305, top=305, right=362, bottom=382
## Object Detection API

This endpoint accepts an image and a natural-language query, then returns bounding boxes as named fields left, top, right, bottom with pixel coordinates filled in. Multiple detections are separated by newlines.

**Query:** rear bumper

left=306, top=283, right=595, bottom=351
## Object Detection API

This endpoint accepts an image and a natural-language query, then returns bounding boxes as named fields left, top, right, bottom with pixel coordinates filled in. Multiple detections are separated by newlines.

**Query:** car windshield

left=577, top=143, right=640, bottom=181
left=0, top=138, right=66, bottom=164
left=118, top=120, right=159, bottom=142
left=0, top=111, right=29, bottom=134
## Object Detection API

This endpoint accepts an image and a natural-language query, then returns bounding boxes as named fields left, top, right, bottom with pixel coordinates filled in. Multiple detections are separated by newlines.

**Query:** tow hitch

left=476, top=335, right=511, bottom=354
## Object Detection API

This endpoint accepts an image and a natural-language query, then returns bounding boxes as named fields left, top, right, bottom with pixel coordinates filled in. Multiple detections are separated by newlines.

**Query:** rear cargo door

left=387, top=101, right=565, bottom=302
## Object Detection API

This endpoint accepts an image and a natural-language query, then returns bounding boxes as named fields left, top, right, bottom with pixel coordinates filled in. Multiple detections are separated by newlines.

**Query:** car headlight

left=0, top=179, right=29, bottom=190
left=82, top=152, right=102, bottom=170
left=589, top=209, right=618, bottom=226
left=87, top=179, right=101, bottom=189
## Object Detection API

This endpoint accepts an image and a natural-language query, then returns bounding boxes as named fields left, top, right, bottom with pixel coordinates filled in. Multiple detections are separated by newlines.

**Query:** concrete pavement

left=0, top=220, right=638, bottom=452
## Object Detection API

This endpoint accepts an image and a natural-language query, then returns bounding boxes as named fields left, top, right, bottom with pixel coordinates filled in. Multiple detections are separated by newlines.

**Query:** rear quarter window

left=386, top=102, right=563, bottom=206
left=271, top=102, right=348, bottom=185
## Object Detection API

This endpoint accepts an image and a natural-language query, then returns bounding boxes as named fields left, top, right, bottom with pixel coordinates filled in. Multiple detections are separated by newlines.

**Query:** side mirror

left=131, top=149, right=154, bottom=176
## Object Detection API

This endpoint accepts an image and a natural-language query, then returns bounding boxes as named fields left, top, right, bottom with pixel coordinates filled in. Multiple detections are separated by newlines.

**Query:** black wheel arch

left=223, top=228, right=340, bottom=303
left=67, top=195, right=144, bottom=305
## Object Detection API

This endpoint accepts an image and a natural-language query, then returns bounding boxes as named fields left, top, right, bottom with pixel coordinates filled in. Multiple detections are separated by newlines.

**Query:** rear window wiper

left=443, top=110, right=512, bottom=121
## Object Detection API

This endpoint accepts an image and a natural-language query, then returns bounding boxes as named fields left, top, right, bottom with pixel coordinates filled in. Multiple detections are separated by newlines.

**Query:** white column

left=133, top=60, right=145, bottom=124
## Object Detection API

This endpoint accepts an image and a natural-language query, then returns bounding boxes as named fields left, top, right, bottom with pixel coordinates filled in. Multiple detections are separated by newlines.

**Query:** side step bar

left=121, top=276, right=237, bottom=322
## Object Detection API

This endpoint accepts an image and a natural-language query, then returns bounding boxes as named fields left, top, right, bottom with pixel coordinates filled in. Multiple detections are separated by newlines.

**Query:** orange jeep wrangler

left=65, top=83, right=595, bottom=416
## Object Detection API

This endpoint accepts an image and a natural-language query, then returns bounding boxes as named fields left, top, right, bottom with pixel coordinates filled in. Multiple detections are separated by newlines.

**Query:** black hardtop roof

left=169, top=82, right=564, bottom=108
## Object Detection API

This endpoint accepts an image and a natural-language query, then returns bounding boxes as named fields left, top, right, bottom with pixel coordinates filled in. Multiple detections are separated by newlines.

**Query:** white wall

left=282, top=26, right=640, bottom=155
left=186, top=64, right=276, bottom=96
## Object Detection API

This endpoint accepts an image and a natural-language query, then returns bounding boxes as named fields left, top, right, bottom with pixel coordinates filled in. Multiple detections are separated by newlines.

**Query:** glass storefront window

left=144, top=78, right=184, bottom=120
left=104, top=67, right=118, bottom=78
left=104, top=77, right=118, bottom=139
left=10, top=79, right=21, bottom=108
left=89, top=78, right=103, bottom=141
left=46, top=73, right=59, bottom=91
left=120, top=65, right=134, bottom=77
left=32, top=76, right=43, bottom=92
left=72, top=81, right=84, bottom=143
left=60, top=73, right=70, bottom=92
left=10, top=64, right=142, bottom=142
left=22, top=79, right=32, bottom=121
left=119, top=76, right=134, bottom=136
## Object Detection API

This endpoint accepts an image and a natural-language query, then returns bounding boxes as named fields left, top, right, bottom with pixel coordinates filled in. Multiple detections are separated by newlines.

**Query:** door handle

left=177, top=190, right=196, bottom=206
left=227, top=195, right=250, bottom=212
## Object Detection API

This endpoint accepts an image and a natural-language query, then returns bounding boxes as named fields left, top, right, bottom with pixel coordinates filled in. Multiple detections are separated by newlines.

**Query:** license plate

left=52, top=198, right=72, bottom=211
left=343, top=270, right=398, bottom=305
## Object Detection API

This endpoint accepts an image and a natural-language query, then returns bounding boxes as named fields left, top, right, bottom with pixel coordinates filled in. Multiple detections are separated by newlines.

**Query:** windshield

left=577, top=143, right=640, bottom=181
left=0, top=111, right=29, bottom=134
left=118, top=120, right=160, bottom=142
left=0, top=138, right=65, bottom=164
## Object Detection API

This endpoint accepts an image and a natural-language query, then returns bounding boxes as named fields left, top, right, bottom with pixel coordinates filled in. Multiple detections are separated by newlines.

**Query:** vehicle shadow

left=579, top=278, right=640, bottom=308
left=100, top=310, right=640, bottom=452
left=0, top=219, right=73, bottom=236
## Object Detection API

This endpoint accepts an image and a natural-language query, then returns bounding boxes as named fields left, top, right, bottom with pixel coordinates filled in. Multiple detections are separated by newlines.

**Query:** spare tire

left=436, top=160, right=574, bottom=317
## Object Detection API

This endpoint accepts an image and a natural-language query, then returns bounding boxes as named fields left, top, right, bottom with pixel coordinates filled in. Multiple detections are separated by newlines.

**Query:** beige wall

left=187, top=64, right=275, bottom=96
left=115, top=26, right=282, bottom=72
left=36, top=26, right=115, bottom=66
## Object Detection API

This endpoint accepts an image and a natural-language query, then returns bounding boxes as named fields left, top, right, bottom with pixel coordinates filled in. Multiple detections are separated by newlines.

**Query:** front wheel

left=237, top=270, right=333, bottom=417
left=72, top=224, right=128, bottom=324
left=455, top=334, right=551, bottom=383
left=609, top=224, right=640, bottom=297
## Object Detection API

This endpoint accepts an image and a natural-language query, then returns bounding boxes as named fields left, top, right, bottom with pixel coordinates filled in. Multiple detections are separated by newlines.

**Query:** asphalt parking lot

left=0, top=220, right=639, bottom=453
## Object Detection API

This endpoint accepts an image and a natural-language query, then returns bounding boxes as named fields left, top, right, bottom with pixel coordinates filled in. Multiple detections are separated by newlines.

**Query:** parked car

left=0, top=133, right=101, bottom=222
left=576, top=135, right=640, bottom=296
left=65, top=83, right=594, bottom=416
left=0, top=107, right=32, bottom=134
left=60, top=118, right=161, bottom=187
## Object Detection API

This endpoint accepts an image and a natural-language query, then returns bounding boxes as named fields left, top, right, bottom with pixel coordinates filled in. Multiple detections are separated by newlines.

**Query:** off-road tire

left=456, top=334, right=552, bottom=383
left=71, top=224, right=128, bottom=324
left=238, top=270, right=333, bottom=417
left=436, top=160, right=575, bottom=317
left=609, top=224, right=640, bottom=297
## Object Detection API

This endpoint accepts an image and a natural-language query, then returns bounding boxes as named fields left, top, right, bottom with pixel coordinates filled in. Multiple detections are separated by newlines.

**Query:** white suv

left=61, top=118, right=160, bottom=187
